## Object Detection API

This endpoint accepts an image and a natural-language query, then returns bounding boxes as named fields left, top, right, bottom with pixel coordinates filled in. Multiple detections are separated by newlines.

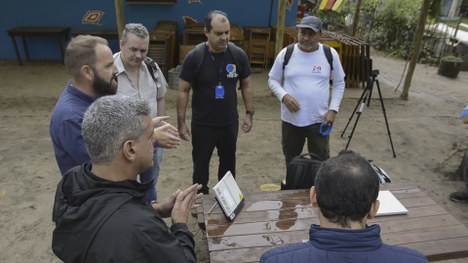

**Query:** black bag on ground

left=281, top=153, right=324, bottom=190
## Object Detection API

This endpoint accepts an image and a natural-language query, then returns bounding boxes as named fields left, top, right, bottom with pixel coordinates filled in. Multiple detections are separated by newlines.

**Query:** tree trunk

left=400, top=0, right=432, bottom=100
left=352, top=0, right=362, bottom=37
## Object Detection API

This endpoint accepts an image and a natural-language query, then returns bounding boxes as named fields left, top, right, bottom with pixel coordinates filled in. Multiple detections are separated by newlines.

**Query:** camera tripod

left=340, top=69, right=396, bottom=158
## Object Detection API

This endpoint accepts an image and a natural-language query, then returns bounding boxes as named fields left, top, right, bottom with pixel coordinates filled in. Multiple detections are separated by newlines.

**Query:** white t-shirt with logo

left=268, top=43, right=345, bottom=127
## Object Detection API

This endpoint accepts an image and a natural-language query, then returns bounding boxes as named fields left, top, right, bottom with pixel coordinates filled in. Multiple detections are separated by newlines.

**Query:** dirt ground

left=1, top=51, right=468, bottom=263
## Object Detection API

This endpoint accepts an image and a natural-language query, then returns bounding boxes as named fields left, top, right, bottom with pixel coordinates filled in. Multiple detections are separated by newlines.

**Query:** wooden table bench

left=70, top=29, right=119, bottom=40
left=200, top=182, right=468, bottom=262
left=7, top=26, right=70, bottom=65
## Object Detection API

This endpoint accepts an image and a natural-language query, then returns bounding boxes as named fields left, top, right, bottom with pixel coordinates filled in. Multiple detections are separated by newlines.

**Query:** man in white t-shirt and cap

left=268, top=15, right=346, bottom=166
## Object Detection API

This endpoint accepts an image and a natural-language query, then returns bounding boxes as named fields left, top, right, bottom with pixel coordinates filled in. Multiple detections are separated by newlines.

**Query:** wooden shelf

left=149, top=21, right=178, bottom=78
left=127, top=0, right=176, bottom=4
left=246, top=27, right=271, bottom=69
left=183, top=24, right=205, bottom=45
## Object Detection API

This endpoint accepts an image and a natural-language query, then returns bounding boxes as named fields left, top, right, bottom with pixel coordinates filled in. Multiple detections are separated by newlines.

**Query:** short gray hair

left=122, top=23, right=149, bottom=43
left=82, top=96, right=150, bottom=164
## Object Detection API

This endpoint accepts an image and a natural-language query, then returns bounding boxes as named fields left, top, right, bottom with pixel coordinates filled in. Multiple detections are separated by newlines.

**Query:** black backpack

left=281, top=153, right=324, bottom=190
left=143, top=56, right=160, bottom=83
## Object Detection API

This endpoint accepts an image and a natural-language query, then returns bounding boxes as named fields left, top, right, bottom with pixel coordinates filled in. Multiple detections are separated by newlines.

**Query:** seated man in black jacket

left=52, top=95, right=201, bottom=263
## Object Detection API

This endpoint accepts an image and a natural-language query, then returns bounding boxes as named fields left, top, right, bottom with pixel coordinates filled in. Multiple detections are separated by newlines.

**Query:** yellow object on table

left=260, top=183, right=281, bottom=192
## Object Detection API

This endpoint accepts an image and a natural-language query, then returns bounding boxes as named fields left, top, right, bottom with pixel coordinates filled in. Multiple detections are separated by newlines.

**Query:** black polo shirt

left=179, top=43, right=251, bottom=126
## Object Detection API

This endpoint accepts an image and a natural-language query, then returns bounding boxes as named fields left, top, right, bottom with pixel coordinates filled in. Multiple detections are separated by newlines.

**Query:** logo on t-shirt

left=312, top=65, right=322, bottom=73
left=226, top=64, right=238, bottom=78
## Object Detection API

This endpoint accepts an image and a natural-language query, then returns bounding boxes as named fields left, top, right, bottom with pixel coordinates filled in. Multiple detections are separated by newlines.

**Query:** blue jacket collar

left=309, top=224, right=382, bottom=251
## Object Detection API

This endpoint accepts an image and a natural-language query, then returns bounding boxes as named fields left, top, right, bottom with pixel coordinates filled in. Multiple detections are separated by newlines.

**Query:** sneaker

left=449, top=191, right=468, bottom=203
left=198, top=188, right=209, bottom=195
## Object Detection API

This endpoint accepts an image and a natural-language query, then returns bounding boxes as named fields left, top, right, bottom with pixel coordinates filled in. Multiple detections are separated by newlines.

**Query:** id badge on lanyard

left=215, top=83, right=224, bottom=99
left=208, top=45, right=227, bottom=100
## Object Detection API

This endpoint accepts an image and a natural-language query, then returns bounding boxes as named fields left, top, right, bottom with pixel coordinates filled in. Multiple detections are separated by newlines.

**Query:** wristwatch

left=246, top=110, right=255, bottom=116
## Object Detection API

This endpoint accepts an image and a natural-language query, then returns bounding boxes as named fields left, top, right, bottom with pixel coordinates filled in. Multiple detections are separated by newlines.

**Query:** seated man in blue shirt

left=260, top=151, right=428, bottom=263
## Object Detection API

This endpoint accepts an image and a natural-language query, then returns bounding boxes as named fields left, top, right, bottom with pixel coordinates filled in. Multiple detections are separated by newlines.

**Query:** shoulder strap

left=144, top=56, right=158, bottom=83
left=282, top=43, right=333, bottom=72
left=323, top=44, right=334, bottom=85
left=323, top=44, right=333, bottom=71
left=194, top=42, right=207, bottom=76
left=282, top=44, right=295, bottom=70
left=227, top=42, right=242, bottom=74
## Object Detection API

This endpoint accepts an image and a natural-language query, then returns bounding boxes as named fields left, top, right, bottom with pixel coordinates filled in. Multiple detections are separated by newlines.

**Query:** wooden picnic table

left=7, top=26, right=70, bottom=65
left=200, top=182, right=468, bottom=262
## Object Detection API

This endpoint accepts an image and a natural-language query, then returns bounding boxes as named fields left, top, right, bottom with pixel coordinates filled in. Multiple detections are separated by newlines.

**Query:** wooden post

left=275, top=0, right=287, bottom=57
left=352, top=0, right=362, bottom=37
left=400, top=0, right=431, bottom=100
left=115, top=0, right=124, bottom=40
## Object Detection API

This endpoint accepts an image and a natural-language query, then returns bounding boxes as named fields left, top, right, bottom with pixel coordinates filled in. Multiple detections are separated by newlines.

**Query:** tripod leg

left=375, top=79, right=397, bottom=158
left=341, top=87, right=369, bottom=138
left=345, top=110, right=363, bottom=149
left=367, top=76, right=374, bottom=107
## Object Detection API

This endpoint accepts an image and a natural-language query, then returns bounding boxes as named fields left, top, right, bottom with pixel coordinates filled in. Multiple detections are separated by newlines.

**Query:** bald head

left=205, top=10, right=229, bottom=32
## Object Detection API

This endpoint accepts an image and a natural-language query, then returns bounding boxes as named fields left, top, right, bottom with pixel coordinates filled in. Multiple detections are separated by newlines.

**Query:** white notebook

left=212, top=171, right=245, bottom=221
left=376, top=190, right=408, bottom=216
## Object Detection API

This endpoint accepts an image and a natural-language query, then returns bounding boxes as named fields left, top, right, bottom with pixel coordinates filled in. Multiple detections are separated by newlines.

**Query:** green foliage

left=416, top=42, right=436, bottom=64
left=314, top=0, right=439, bottom=61
left=360, top=0, right=423, bottom=59
left=315, top=0, right=360, bottom=32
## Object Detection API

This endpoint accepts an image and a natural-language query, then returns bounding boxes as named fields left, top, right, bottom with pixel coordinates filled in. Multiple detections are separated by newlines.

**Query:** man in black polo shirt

left=177, top=10, right=254, bottom=194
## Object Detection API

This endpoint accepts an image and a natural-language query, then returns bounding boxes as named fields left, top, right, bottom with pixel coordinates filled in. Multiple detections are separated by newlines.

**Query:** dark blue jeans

left=139, top=146, right=163, bottom=201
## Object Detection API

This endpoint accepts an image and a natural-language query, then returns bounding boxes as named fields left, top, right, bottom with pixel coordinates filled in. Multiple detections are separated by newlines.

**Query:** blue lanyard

left=206, top=44, right=227, bottom=85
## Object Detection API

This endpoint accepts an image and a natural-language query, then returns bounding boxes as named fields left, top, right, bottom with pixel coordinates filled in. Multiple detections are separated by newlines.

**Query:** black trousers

left=281, top=121, right=330, bottom=166
left=191, top=121, right=239, bottom=194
